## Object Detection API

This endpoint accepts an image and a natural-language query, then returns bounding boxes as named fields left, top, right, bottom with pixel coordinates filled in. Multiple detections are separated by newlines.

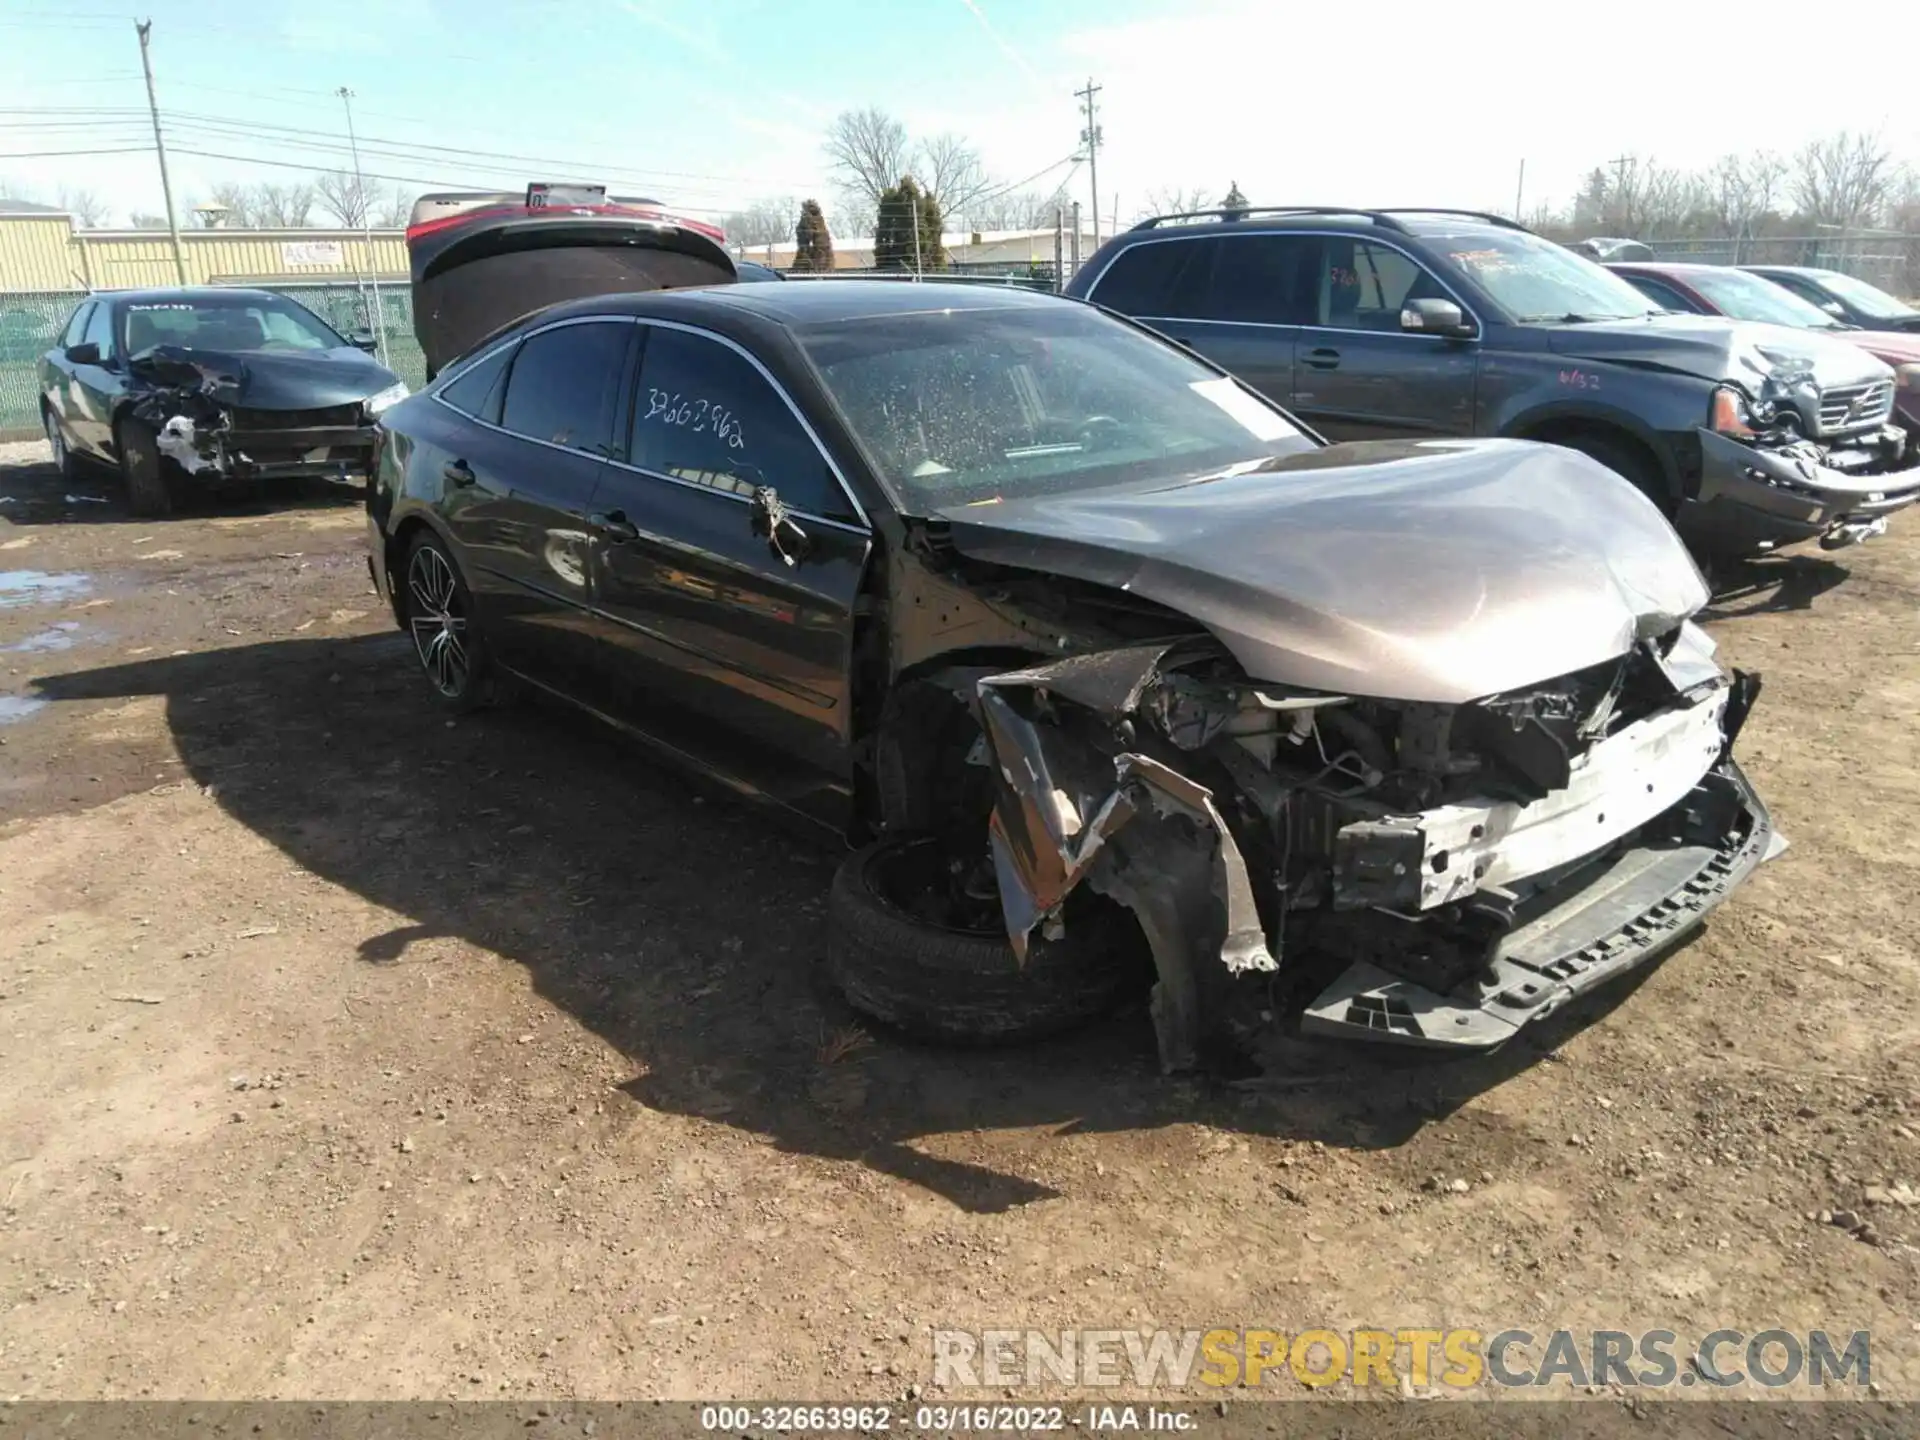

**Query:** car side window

left=1090, top=239, right=1217, bottom=319
left=1317, top=239, right=1438, bottom=331
left=1624, top=277, right=1695, bottom=313
left=498, top=321, right=630, bottom=456
left=630, top=326, right=854, bottom=523
left=439, top=345, right=513, bottom=424
left=62, top=302, right=93, bottom=349
left=82, top=301, right=117, bottom=361
left=1200, top=234, right=1316, bottom=324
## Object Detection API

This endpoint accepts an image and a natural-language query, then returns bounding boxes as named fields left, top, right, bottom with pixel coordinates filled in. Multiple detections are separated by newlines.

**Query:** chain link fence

left=1642, top=235, right=1919, bottom=299
left=0, top=282, right=423, bottom=440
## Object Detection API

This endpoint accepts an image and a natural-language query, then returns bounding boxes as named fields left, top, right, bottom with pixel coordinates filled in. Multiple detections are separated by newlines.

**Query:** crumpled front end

left=973, top=626, right=1781, bottom=1071
left=1690, top=362, right=1920, bottom=552
left=128, top=345, right=378, bottom=484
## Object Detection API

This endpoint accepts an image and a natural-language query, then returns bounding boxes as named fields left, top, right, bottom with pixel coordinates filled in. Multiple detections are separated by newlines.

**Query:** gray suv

left=1066, top=207, right=1920, bottom=556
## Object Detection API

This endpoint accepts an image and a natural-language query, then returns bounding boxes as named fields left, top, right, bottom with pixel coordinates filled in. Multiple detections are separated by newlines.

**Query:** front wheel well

left=1512, top=417, right=1673, bottom=508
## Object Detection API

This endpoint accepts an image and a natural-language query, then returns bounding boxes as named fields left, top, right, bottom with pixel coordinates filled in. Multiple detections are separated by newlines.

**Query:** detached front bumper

left=1300, top=760, right=1779, bottom=1049
left=1686, top=427, right=1920, bottom=552
left=157, top=417, right=376, bottom=485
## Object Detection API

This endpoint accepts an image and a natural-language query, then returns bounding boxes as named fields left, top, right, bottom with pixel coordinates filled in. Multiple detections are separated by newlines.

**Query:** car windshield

left=1685, top=268, right=1844, bottom=329
left=120, top=295, right=348, bottom=355
left=797, top=302, right=1315, bottom=512
left=1442, top=231, right=1661, bottom=322
left=1811, top=271, right=1918, bottom=322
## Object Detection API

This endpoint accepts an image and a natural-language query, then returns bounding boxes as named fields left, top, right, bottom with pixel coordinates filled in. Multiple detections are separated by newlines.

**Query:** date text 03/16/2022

left=698, top=1405, right=1197, bottom=1432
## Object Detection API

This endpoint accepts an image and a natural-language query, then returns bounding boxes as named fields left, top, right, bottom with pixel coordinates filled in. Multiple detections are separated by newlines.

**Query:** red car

left=1610, top=261, right=1920, bottom=434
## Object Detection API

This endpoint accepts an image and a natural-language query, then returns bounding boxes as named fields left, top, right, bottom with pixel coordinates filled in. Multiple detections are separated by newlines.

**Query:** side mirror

left=66, top=342, right=101, bottom=365
left=748, top=485, right=811, bottom=567
left=1401, top=299, right=1475, bottom=339
left=349, top=329, right=378, bottom=354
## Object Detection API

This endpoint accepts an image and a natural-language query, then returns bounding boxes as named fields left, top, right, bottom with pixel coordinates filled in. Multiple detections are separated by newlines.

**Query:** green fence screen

left=0, top=283, right=424, bottom=440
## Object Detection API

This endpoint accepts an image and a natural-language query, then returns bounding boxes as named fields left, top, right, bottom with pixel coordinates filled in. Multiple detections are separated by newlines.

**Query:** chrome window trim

left=1081, top=227, right=1488, bottom=336
left=430, top=313, right=872, bottom=534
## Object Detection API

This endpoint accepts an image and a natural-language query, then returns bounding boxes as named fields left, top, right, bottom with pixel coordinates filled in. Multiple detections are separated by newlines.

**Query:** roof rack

left=1131, top=206, right=1411, bottom=233
left=1129, top=206, right=1532, bottom=234
left=1371, top=208, right=1529, bottom=232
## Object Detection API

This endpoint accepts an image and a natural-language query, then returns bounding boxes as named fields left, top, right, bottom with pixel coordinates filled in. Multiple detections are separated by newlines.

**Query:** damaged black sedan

left=368, top=279, right=1783, bottom=1073
left=39, top=288, right=407, bottom=516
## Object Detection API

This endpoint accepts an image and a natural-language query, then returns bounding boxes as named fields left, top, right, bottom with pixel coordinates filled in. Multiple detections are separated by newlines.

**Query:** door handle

left=589, top=509, right=640, bottom=543
left=1302, top=348, right=1341, bottom=370
left=442, top=459, right=475, bottom=487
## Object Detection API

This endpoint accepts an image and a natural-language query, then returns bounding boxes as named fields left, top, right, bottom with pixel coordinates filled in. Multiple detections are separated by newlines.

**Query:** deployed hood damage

left=125, top=345, right=387, bottom=482
left=917, top=448, right=1783, bottom=1069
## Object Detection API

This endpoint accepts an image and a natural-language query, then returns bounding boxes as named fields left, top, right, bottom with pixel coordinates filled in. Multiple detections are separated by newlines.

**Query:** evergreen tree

left=874, top=176, right=946, bottom=271
left=793, top=199, right=835, bottom=273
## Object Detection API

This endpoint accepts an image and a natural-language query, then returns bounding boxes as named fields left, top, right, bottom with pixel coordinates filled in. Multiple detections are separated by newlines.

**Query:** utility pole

left=134, top=20, right=187, bottom=285
left=1514, top=159, right=1526, bottom=222
left=1075, top=78, right=1103, bottom=249
left=909, top=189, right=923, bottom=277
left=336, top=87, right=388, bottom=366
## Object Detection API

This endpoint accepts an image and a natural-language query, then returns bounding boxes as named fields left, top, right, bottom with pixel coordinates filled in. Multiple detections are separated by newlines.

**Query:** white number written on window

left=642, top=389, right=746, bottom=450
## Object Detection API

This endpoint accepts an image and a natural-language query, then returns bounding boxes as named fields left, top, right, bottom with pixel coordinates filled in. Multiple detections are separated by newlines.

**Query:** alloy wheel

left=407, top=545, right=471, bottom=699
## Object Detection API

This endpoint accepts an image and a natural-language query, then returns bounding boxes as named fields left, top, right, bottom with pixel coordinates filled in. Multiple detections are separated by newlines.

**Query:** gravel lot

left=0, top=437, right=1915, bottom=1402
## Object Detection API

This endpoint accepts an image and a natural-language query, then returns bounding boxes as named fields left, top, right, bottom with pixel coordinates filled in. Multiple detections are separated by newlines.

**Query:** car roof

left=1609, top=261, right=1717, bottom=278
left=1116, top=210, right=1521, bottom=242
left=1741, top=265, right=1830, bottom=278
left=534, top=278, right=1067, bottom=328
left=102, top=287, right=294, bottom=307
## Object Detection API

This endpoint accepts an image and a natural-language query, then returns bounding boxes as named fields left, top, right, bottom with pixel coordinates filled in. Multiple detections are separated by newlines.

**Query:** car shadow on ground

left=0, top=450, right=363, bottom=525
left=32, top=634, right=1683, bottom=1213
left=1701, top=551, right=1850, bottom=619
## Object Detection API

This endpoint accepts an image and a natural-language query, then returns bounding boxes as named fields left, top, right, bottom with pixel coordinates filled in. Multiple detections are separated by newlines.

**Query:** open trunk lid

left=407, top=184, right=736, bottom=377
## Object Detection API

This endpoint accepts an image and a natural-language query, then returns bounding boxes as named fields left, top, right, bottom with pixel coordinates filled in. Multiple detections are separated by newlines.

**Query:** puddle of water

left=2, top=621, right=82, bottom=654
left=0, top=571, right=92, bottom=610
left=0, top=695, right=47, bottom=726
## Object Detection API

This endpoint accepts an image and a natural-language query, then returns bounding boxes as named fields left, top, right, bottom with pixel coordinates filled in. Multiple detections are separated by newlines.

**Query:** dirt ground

left=0, top=438, right=1915, bottom=1404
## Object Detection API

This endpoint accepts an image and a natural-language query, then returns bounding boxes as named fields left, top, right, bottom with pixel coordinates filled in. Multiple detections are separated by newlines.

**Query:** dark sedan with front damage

left=369, top=274, right=1783, bottom=1075
left=39, top=287, right=407, bottom=517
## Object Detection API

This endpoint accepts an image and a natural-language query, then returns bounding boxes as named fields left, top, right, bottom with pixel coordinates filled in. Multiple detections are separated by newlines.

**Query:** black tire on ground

left=42, top=405, right=79, bottom=482
left=114, top=417, right=174, bottom=518
left=828, top=835, right=1150, bottom=1046
left=1558, top=431, right=1671, bottom=515
left=401, top=529, right=505, bottom=714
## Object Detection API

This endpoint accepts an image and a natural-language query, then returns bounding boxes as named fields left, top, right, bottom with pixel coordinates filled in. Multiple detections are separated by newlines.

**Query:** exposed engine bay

left=966, top=624, right=1778, bottom=1071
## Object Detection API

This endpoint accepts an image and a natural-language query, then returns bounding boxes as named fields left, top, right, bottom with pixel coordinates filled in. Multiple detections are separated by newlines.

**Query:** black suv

left=1067, top=207, right=1920, bottom=555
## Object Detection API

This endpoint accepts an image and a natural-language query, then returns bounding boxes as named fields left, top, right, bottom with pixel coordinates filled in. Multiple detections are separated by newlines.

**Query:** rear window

left=497, top=320, right=630, bottom=455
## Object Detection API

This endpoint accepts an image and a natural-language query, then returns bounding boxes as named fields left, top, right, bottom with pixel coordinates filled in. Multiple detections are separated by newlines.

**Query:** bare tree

left=974, top=185, right=1073, bottom=231
left=313, top=169, right=369, bottom=228
left=372, top=183, right=413, bottom=228
left=195, top=180, right=256, bottom=227
left=824, top=107, right=911, bottom=218
left=721, top=196, right=797, bottom=249
left=1703, top=152, right=1786, bottom=256
left=1139, top=187, right=1213, bottom=222
left=255, top=182, right=316, bottom=228
left=128, top=212, right=169, bottom=230
left=56, top=188, right=111, bottom=227
left=917, top=132, right=993, bottom=221
left=1793, top=130, right=1896, bottom=229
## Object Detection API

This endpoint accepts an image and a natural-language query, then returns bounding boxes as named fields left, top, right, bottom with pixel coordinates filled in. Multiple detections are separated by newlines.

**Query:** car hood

left=126, top=344, right=399, bottom=409
left=1547, top=314, right=1893, bottom=391
left=1847, top=330, right=1920, bottom=366
left=936, top=439, right=1708, bottom=704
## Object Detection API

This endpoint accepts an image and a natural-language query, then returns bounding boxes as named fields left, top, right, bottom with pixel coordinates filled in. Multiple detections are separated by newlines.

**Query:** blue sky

left=3, top=0, right=1917, bottom=233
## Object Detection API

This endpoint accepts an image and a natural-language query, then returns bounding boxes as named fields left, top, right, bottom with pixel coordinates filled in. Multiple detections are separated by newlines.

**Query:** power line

left=0, top=145, right=154, bottom=159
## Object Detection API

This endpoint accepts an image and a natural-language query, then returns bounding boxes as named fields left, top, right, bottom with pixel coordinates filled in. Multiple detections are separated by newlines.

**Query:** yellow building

left=0, top=210, right=406, bottom=293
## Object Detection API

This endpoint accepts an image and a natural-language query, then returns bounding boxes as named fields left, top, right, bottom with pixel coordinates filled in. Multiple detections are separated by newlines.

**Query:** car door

left=1088, top=235, right=1309, bottom=407
left=68, top=300, right=126, bottom=457
left=435, top=317, right=633, bottom=697
left=41, top=301, right=92, bottom=445
left=1289, top=236, right=1479, bottom=442
left=584, top=321, right=871, bottom=818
